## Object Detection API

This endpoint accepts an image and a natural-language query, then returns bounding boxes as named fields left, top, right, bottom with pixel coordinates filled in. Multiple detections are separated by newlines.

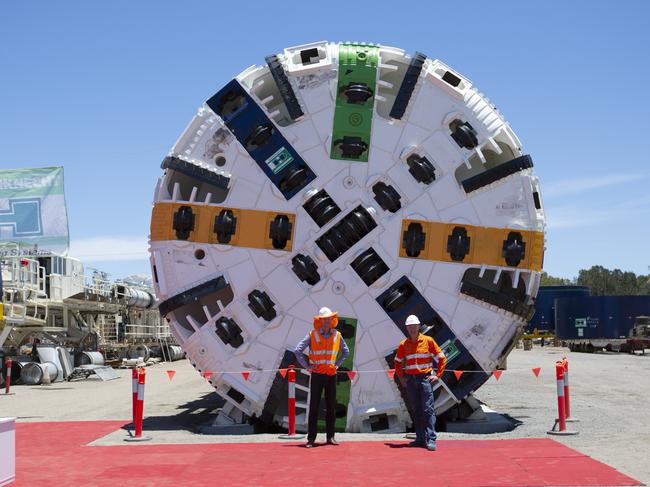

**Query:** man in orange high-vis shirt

left=294, top=307, right=349, bottom=448
left=395, top=314, right=446, bottom=451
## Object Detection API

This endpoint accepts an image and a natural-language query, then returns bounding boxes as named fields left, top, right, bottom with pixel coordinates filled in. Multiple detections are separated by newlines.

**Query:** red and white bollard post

left=279, top=365, right=305, bottom=440
left=562, top=357, right=579, bottom=422
left=4, top=359, right=14, bottom=395
left=547, top=360, right=578, bottom=435
left=125, top=368, right=151, bottom=442
left=131, top=367, right=138, bottom=425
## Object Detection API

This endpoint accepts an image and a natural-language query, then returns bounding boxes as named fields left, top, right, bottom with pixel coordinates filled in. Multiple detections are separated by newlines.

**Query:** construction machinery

left=149, top=41, right=546, bottom=432
left=1, top=248, right=176, bottom=384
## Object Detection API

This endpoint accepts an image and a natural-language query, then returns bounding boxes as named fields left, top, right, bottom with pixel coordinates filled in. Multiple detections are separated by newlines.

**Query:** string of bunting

left=155, top=367, right=545, bottom=382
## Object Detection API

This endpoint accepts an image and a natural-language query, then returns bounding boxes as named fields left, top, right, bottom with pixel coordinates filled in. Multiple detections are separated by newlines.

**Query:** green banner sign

left=0, top=166, right=69, bottom=256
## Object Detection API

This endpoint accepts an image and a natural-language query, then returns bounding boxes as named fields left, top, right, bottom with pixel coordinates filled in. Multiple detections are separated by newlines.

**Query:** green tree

left=540, top=272, right=572, bottom=286
left=576, top=266, right=650, bottom=295
left=638, top=274, right=650, bottom=295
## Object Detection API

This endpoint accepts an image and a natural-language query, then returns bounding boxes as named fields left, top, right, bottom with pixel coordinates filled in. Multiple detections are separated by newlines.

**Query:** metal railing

left=1, top=257, right=46, bottom=295
left=96, top=310, right=170, bottom=346
left=1, top=255, right=171, bottom=346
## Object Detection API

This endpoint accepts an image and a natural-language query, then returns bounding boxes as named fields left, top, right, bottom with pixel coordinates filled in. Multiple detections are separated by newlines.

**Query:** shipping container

left=555, top=295, right=650, bottom=340
left=527, top=286, right=590, bottom=332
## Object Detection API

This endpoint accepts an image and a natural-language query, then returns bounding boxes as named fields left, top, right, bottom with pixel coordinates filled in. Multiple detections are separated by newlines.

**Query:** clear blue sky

left=2, top=1, right=649, bottom=280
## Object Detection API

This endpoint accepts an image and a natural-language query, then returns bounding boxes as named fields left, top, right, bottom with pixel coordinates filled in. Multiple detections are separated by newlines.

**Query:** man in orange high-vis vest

left=294, top=307, right=349, bottom=448
left=395, top=314, right=447, bottom=451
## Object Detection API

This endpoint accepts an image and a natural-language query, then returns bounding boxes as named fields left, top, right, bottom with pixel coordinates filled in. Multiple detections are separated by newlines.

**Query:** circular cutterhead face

left=149, top=42, right=545, bottom=432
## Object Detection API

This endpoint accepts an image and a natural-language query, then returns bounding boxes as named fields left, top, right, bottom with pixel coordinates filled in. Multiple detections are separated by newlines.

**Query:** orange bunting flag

left=346, top=371, right=357, bottom=381
left=202, top=371, right=213, bottom=380
left=386, top=369, right=395, bottom=379
left=166, top=370, right=176, bottom=381
left=241, top=371, right=250, bottom=381
left=492, top=370, right=503, bottom=381
left=532, top=367, right=541, bottom=378
left=279, top=368, right=288, bottom=378
left=453, top=370, right=464, bottom=380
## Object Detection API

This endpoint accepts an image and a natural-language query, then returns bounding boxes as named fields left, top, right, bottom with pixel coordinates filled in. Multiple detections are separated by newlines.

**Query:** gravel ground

left=2, top=346, right=648, bottom=484
left=1, top=360, right=215, bottom=423
left=472, top=346, right=650, bottom=485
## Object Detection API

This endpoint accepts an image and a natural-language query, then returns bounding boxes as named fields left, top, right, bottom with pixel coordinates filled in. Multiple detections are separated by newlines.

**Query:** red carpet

left=13, top=421, right=641, bottom=487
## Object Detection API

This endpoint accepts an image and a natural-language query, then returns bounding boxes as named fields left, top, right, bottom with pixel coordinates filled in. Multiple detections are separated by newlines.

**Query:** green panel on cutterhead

left=330, top=44, right=378, bottom=162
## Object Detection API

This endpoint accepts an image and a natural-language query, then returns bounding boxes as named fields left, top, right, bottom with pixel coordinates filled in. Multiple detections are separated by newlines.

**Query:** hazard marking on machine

left=150, top=202, right=296, bottom=252
left=399, top=219, right=544, bottom=271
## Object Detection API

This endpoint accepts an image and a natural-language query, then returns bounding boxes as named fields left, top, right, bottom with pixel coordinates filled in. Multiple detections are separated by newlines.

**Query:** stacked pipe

left=158, top=344, right=183, bottom=362
left=20, top=362, right=57, bottom=385
left=165, top=345, right=184, bottom=362
left=78, top=351, right=104, bottom=366
left=1, top=360, right=31, bottom=386
left=9, top=361, right=28, bottom=385
left=128, top=345, right=150, bottom=362
left=131, top=344, right=182, bottom=362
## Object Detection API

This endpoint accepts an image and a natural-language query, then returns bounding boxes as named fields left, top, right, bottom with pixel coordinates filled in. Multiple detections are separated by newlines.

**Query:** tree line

left=541, top=266, right=650, bottom=296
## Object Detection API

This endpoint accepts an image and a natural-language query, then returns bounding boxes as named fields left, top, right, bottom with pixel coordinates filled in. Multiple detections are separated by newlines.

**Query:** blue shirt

left=294, top=328, right=350, bottom=370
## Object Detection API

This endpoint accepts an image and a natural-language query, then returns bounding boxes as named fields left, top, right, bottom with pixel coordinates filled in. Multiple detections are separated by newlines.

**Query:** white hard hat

left=405, top=315, right=421, bottom=326
left=318, top=307, right=337, bottom=318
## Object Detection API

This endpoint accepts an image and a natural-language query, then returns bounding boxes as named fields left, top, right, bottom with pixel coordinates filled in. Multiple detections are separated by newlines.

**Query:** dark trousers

left=307, top=372, right=336, bottom=442
left=406, top=375, right=437, bottom=445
